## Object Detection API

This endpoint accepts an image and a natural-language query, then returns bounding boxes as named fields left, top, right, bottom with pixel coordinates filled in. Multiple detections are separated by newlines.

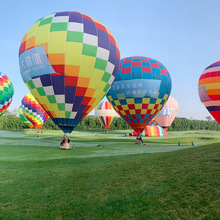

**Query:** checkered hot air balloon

left=107, top=56, right=172, bottom=134
left=0, top=72, right=14, bottom=117
left=19, top=11, right=120, bottom=133
left=198, top=61, right=220, bottom=124
left=19, top=105, right=34, bottom=128
left=21, top=93, right=49, bottom=130
left=95, top=100, right=118, bottom=130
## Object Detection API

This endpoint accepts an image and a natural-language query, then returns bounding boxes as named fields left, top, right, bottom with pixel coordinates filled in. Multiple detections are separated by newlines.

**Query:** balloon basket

left=60, top=143, right=70, bottom=150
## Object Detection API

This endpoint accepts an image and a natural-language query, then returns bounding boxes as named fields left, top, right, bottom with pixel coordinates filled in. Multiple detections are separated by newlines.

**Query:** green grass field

left=0, top=129, right=219, bottom=219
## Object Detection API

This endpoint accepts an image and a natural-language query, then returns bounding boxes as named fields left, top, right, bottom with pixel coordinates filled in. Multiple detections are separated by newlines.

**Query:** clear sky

left=1, top=0, right=220, bottom=120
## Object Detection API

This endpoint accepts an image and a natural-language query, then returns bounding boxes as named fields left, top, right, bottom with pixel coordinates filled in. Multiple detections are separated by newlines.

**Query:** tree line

left=0, top=113, right=220, bottom=131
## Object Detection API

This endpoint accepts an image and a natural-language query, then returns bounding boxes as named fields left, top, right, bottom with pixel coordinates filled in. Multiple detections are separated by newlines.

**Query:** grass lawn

left=0, top=129, right=219, bottom=219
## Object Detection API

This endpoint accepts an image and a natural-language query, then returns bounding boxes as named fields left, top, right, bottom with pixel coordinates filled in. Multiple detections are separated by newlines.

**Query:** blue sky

left=1, top=0, right=220, bottom=120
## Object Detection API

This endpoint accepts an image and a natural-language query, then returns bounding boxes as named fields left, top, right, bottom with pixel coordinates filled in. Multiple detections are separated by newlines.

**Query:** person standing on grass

left=60, top=134, right=66, bottom=147
left=139, top=136, right=143, bottom=145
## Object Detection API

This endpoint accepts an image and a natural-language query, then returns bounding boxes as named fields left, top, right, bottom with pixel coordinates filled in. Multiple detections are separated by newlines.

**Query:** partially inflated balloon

left=155, top=96, right=178, bottom=129
left=132, top=125, right=168, bottom=137
left=19, top=105, right=34, bottom=128
left=198, top=61, right=220, bottom=123
left=21, top=94, right=49, bottom=130
left=107, top=56, right=172, bottom=133
left=19, top=11, right=120, bottom=133
left=0, top=72, right=14, bottom=117
left=95, top=100, right=118, bottom=129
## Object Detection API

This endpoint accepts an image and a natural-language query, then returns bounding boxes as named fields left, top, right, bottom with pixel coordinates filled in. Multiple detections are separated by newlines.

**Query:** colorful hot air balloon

left=132, top=125, right=168, bottom=137
left=155, top=96, right=178, bottom=130
left=19, top=11, right=120, bottom=133
left=147, top=117, right=156, bottom=126
left=21, top=93, right=49, bottom=130
left=198, top=61, right=220, bottom=124
left=19, top=105, right=34, bottom=128
left=0, top=72, right=14, bottom=117
left=107, top=56, right=172, bottom=134
left=95, top=100, right=118, bottom=130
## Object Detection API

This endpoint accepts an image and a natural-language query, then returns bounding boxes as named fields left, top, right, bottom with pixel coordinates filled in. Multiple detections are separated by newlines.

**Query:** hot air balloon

left=107, top=56, right=172, bottom=134
left=21, top=93, right=49, bottom=130
left=19, top=11, right=120, bottom=134
left=147, top=117, right=156, bottom=126
left=155, top=96, right=178, bottom=130
left=95, top=100, right=118, bottom=130
left=198, top=61, right=220, bottom=124
left=0, top=72, right=14, bottom=117
left=132, top=125, right=168, bottom=137
left=19, top=105, right=34, bottom=129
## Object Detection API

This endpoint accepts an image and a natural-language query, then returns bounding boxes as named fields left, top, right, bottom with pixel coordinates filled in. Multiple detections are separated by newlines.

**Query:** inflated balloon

left=155, top=96, right=178, bottom=129
left=18, top=105, right=34, bottom=128
left=19, top=11, right=120, bottom=133
left=132, top=125, right=168, bottom=137
left=198, top=61, right=220, bottom=124
left=19, top=105, right=34, bottom=128
left=107, top=56, right=172, bottom=134
left=95, top=100, right=118, bottom=129
left=0, top=72, right=14, bottom=117
left=21, top=93, right=49, bottom=130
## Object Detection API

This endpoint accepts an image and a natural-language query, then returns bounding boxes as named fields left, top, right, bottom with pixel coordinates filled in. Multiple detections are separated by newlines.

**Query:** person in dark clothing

left=139, top=136, right=143, bottom=145
left=60, top=135, right=66, bottom=147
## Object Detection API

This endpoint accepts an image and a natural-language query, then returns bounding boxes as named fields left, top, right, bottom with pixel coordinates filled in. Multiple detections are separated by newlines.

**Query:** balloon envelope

left=95, top=100, right=118, bottom=129
left=19, top=105, right=34, bottom=128
left=198, top=61, right=220, bottom=124
left=155, top=96, right=178, bottom=129
left=19, top=11, right=120, bottom=133
left=21, top=93, right=49, bottom=129
left=132, top=125, right=168, bottom=137
left=0, top=72, right=14, bottom=117
left=147, top=117, right=156, bottom=126
left=107, top=56, right=172, bottom=133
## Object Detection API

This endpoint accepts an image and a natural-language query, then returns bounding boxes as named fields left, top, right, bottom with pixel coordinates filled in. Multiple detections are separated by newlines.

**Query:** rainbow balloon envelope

left=0, top=72, right=14, bottom=117
left=95, top=100, right=118, bottom=129
left=132, top=125, right=168, bottom=137
left=107, top=56, right=172, bottom=134
left=19, top=11, right=120, bottom=133
left=21, top=93, right=49, bottom=130
left=198, top=61, right=220, bottom=123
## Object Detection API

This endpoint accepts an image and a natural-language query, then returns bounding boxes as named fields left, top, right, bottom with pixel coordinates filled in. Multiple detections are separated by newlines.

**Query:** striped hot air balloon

left=95, top=100, right=118, bottom=129
left=198, top=61, right=220, bottom=123
left=132, top=125, right=168, bottom=137
left=0, top=72, right=14, bottom=117
left=21, top=93, right=49, bottom=130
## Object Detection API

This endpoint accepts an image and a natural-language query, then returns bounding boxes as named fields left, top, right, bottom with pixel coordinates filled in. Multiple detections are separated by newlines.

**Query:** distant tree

left=206, top=116, right=212, bottom=121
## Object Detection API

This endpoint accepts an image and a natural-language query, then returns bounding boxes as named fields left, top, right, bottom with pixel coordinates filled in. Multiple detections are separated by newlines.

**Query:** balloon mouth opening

left=59, top=125, right=75, bottom=134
